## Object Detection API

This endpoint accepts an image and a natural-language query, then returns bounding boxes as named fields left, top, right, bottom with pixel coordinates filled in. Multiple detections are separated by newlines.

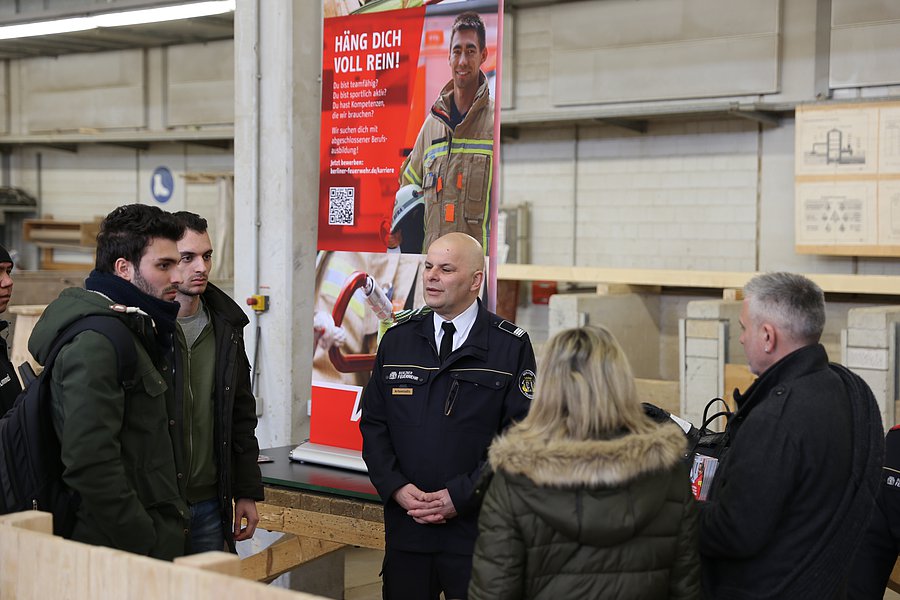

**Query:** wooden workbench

left=242, top=446, right=384, bottom=582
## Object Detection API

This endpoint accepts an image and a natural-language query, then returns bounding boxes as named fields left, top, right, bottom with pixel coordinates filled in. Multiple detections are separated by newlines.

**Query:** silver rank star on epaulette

left=497, top=320, right=526, bottom=338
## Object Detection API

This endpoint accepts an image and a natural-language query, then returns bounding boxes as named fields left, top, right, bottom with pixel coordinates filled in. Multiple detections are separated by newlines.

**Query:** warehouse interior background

left=0, top=0, right=898, bottom=451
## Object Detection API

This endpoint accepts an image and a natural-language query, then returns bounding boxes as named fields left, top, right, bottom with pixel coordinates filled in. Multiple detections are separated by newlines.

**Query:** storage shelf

left=496, top=263, right=900, bottom=297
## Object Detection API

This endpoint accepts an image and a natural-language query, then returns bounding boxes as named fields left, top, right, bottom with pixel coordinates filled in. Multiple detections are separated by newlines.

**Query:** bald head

left=432, top=233, right=484, bottom=270
left=423, top=233, right=485, bottom=320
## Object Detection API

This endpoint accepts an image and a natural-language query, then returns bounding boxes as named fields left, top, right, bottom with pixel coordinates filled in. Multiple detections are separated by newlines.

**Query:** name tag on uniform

left=392, top=387, right=414, bottom=396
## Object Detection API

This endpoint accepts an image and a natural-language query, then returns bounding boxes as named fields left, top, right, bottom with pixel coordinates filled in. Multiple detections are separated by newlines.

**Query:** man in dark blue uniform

left=361, top=232, right=536, bottom=600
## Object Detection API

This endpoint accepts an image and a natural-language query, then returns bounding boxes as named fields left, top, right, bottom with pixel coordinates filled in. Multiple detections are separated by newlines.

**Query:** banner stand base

left=289, top=440, right=368, bottom=473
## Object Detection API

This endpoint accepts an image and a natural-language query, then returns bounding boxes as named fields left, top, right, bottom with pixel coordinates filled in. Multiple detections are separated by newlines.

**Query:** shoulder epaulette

left=391, top=306, right=432, bottom=327
left=496, top=319, right=527, bottom=338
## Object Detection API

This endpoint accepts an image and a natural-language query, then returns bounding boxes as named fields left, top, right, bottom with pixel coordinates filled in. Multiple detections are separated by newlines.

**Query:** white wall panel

left=831, top=21, right=900, bottom=88
left=831, top=0, right=900, bottom=88
left=549, top=0, right=780, bottom=106
left=500, top=11, right=514, bottom=110
left=16, top=146, right=136, bottom=221
left=0, top=62, right=8, bottom=135
left=166, top=41, right=234, bottom=127
left=20, top=50, right=145, bottom=132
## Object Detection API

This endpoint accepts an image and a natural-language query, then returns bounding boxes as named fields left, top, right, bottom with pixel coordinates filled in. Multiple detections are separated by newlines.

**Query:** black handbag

left=690, top=397, right=733, bottom=459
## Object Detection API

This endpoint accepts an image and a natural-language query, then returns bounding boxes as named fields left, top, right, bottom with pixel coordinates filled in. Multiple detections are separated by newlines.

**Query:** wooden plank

left=257, top=502, right=286, bottom=532
left=497, top=263, right=751, bottom=288
left=128, top=553, right=172, bottom=600
left=175, top=551, right=241, bottom=577
left=0, top=510, right=331, bottom=600
left=0, top=510, right=53, bottom=533
left=724, top=363, right=756, bottom=397
left=888, top=556, right=900, bottom=593
left=496, top=263, right=900, bottom=296
left=635, top=378, right=679, bottom=416
left=795, top=244, right=900, bottom=258
left=267, top=506, right=385, bottom=549
left=595, top=283, right=660, bottom=295
left=240, top=534, right=344, bottom=582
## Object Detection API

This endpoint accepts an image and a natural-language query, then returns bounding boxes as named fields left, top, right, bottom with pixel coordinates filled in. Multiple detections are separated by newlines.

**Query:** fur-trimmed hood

left=487, top=421, right=689, bottom=547
left=489, top=420, right=687, bottom=487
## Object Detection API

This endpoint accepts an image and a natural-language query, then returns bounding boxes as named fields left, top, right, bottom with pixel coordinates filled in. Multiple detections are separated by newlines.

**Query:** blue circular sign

left=150, top=166, right=174, bottom=203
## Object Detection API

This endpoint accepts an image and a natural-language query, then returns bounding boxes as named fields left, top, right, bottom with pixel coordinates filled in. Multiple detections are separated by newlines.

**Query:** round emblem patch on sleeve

left=518, top=369, right=536, bottom=400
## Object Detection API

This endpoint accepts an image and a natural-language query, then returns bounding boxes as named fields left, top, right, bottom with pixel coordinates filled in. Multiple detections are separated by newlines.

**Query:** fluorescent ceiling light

left=0, top=0, right=236, bottom=41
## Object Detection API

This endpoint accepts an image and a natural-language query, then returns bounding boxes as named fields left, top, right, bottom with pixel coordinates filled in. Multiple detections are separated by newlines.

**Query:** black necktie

left=439, top=321, right=456, bottom=362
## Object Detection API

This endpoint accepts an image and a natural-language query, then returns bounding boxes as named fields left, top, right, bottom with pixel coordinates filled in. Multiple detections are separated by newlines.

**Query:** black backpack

left=0, top=315, right=137, bottom=537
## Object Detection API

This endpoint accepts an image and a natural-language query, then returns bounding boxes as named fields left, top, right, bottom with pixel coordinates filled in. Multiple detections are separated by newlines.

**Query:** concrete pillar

left=843, top=306, right=900, bottom=427
left=234, top=0, right=321, bottom=447
left=680, top=299, right=742, bottom=427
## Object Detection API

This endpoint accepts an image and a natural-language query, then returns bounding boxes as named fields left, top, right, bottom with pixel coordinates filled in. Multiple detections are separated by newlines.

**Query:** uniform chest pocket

left=383, top=366, right=433, bottom=426
left=447, top=369, right=510, bottom=431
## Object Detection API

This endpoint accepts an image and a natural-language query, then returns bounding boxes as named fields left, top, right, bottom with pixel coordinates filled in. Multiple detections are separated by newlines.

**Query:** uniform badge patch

left=392, top=387, right=414, bottom=396
left=518, top=369, right=535, bottom=400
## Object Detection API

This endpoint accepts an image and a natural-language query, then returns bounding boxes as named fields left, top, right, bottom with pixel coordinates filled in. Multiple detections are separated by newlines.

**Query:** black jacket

left=0, top=320, right=21, bottom=414
left=360, top=300, right=536, bottom=555
left=195, top=283, right=264, bottom=552
left=30, top=275, right=189, bottom=560
left=700, top=344, right=883, bottom=599
left=848, top=426, right=900, bottom=598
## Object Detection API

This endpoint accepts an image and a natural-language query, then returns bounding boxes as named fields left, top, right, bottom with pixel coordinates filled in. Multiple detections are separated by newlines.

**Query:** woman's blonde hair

left=514, top=325, right=654, bottom=442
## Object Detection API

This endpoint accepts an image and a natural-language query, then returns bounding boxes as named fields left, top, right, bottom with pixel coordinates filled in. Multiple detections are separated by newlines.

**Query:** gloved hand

left=313, top=311, right=347, bottom=351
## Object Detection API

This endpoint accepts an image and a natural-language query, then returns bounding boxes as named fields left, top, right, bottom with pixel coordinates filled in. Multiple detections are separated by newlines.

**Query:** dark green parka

left=469, top=421, right=700, bottom=600
left=30, top=286, right=189, bottom=561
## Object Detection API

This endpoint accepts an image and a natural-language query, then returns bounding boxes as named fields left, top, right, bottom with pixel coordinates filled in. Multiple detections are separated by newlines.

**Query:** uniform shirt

left=432, top=298, right=478, bottom=355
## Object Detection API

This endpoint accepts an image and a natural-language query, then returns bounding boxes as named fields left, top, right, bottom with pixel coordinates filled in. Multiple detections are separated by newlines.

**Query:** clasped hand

left=392, top=483, right=457, bottom=524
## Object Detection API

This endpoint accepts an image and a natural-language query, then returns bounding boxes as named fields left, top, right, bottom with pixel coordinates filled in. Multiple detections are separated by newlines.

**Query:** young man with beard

left=399, top=11, right=495, bottom=250
left=28, top=204, right=189, bottom=560
left=171, top=211, right=262, bottom=553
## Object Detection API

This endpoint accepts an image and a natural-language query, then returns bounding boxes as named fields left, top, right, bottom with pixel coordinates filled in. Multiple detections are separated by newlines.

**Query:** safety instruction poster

left=795, top=102, right=900, bottom=250
left=308, top=0, right=502, bottom=459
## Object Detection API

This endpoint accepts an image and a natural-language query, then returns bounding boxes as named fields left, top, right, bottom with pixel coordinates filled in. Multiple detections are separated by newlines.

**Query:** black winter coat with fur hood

left=468, top=421, right=700, bottom=600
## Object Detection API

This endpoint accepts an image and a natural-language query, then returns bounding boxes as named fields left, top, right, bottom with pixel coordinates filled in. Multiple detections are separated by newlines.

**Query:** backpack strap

left=42, top=315, right=138, bottom=389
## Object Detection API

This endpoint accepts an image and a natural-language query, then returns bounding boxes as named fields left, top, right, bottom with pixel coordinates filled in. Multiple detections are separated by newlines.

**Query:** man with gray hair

left=699, top=272, right=883, bottom=599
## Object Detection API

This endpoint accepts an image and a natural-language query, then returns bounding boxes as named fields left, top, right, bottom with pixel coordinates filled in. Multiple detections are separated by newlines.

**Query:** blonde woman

left=469, top=326, right=699, bottom=599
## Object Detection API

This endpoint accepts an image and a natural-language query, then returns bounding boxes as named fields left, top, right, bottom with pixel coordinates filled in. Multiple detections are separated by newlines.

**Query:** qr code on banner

left=328, top=187, right=355, bottom=226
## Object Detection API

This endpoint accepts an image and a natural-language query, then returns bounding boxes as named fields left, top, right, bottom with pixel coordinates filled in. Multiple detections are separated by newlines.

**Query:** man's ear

left=471, top=270, right=484, bottom=292
left=762, top=322, right=777, bottom=352
left=479, top=46, right=487, bottom=67
left=114, top=257, right=134, bottom=282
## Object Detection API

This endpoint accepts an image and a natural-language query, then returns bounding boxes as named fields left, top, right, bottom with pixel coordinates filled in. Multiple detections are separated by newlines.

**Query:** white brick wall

left=502, top=120, right=761, bottom=270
